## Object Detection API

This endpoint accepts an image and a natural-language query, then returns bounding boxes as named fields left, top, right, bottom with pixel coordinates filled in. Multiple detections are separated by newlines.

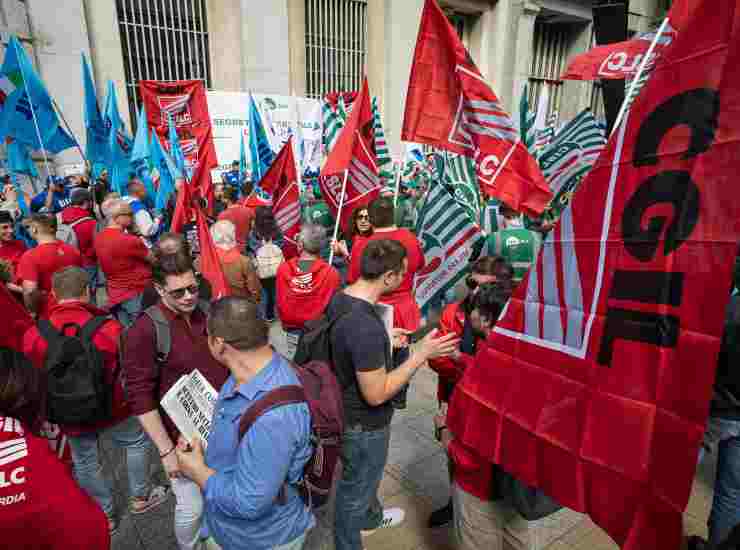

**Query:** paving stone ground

left=101, top=322, right=716, bottom=550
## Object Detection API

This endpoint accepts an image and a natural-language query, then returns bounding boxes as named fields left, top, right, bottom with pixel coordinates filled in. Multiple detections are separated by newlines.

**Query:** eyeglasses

left=357, top=213, right=370, bottom=220
left=166, top=283, right=199, bottom=300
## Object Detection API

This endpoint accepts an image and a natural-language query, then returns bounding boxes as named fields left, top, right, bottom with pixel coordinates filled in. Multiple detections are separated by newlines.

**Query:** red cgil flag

left=448, top=1, right=740, bottom=549
left=261, top=136, right=300, bottom=259
left=320, top=78, right=381, bottom=231
left=195, top=206, right=230, bottom=300
left=402, top=0, right=551, bottom=217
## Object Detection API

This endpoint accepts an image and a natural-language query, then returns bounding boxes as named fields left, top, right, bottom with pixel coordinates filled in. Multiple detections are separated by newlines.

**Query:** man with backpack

left=176, top=296, right=316, bottom=550
left=22, top=266, right=169, bottom=534
left=17, top=213, right=83, bottom=318
left=58, top=189, right=97, bottom=298
left=123, top=253, right=228, bottom=550
left=327, top=239, right=458, bottom=550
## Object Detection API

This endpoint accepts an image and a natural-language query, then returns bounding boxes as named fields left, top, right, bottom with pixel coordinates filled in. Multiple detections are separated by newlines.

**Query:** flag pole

left=610, top=17, right=670, bottom=137
left=328, top=168, right=349, bottom=266
left=51, top=98, right=87, bottom=163
left=16, top=42, right=53, bottom=182
left=393, top=159, right=402, bottom=209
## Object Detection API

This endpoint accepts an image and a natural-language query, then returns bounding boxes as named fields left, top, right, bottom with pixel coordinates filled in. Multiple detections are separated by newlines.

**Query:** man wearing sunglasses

left=427, top=256, right=513, bottom=529
left=123, top=253, right=228, bottom=550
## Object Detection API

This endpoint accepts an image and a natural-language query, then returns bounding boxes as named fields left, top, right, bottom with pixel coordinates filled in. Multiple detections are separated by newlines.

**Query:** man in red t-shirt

left=349, top=196, right=425, bottom=331
left=59, top=188, right=97, bottom=296
left=0, top=210, right=27, bottom=294
left=17, top=213, right=82, bottom=318
left=217, top=186, right=254, bottom=250
left=94, top=198, right=154, bottom=327
left=276, top=224, right=341, bottom=357
left=22, top=266, right=168, bottom=532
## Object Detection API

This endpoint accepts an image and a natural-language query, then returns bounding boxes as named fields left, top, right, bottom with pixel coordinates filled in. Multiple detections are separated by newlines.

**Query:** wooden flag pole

left=328, top=168, right=349, bottom=266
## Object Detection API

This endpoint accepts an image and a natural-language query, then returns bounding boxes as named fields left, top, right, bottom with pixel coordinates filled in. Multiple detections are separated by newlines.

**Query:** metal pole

left=610, top=17, right=669, bottom=137
left=16, top=42, right=53, bottom=182
left=51, top=98, right=87, bottom=163
left=328, top=168, right=349, bottom=266
left=393, top=159, right=402, bottom=209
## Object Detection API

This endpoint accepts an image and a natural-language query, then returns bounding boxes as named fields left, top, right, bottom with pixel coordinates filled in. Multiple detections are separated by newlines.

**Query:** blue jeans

left=112, top=292, right=144, bottom=328
left=334, top=424, right=390, bottom=550
left=705, top=416, right=740, bottom=545
left=67, top=416, right=152, bottom=517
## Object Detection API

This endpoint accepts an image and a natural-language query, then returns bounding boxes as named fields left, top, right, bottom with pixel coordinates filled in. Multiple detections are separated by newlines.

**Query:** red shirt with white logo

left=276, top=257, right=341, bottom=330
left=0, top=416, right=110, bottom=549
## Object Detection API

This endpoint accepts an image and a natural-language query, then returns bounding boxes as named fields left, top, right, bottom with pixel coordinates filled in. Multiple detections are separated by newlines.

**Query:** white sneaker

left=360, top=508, right=406, bottom=537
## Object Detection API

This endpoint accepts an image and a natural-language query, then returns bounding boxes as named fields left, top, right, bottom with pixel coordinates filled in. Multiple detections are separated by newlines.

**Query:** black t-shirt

left=328, top=292, right=393, bottom=430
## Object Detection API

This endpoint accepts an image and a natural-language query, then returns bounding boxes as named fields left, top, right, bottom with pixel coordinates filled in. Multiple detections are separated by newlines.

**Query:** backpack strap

left=37, top=319, right=62, bottom=343
left=142, top=306, right=171, bottom=365
left=238, top=385, right=306, bottom=440
left=78, top=315, right=114, bottom=342
left=238, top=385, right=307, bottom=505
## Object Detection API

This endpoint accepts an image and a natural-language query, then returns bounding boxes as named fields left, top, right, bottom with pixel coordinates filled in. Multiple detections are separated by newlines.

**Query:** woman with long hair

left=247, top=206, right=284, bottom=322
left=0, top=348, right=110, bottom=549
left=331, top=205, right=373, bottom=260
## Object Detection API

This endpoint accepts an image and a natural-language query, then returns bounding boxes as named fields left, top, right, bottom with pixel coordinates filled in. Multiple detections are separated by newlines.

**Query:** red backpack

left=238, top=360, right=344, bottom=508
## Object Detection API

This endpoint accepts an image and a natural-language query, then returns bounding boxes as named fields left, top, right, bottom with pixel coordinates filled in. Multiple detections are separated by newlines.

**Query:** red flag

left=262, top=137, right=300, bottom=259
left=195, top=207, right=230, bottom=300
left=402, top=0, right=551, bottom=216
left=0, top=285, right=32, bottom=352
left=448, top=1, right=740, bottom=549
left=561, top=0, right=698, bottom=81
left=139, top=80, right=218, bottom=213
left=320, top=78, right=381, bottom=229
left=170, top=178, right=194, bottom=235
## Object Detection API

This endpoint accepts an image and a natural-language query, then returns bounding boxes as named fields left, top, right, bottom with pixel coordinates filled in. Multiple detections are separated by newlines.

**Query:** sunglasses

left=357, top=213, right=370, bottom=220
left=165, top=283, right=199, bottom=300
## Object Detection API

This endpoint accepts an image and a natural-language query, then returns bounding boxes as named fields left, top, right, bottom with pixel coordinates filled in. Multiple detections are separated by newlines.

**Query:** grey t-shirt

left=328, top=292, right=393, bottom=430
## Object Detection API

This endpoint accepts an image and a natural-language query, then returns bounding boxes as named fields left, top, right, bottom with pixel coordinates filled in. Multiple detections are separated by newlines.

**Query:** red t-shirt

left=0, top=239, right=28, bottom=281
left=0, top=416, right=110, bottom=549
left=94, top=227, right=152, bottom=306
left=276, top=257, right=341, bottom=330
left=218, top=205, right=254, bottom=248
left=60, top=206, right=97, bottom=267
left=23, top=301, right=130, bottom=436
left=17, top=241, right=83, bottom=317
left=348, top=228, right=426, bottom=330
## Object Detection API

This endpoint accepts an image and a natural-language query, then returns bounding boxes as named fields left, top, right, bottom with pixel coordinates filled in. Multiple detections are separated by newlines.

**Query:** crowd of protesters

left=0, top=163, right=736, bottom=550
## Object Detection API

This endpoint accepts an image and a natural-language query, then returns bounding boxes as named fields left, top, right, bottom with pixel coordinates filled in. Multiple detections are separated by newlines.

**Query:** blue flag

left=82, top=54, right=107, bottom=178
left=0, top=36, right=75, bottom=153
left=248, top=93, right=274, bottom=183
left=167, top=113, right=187, bottom=179
left=131, top=105, right=156, bottom=201
left=7, top=139, right=37, bottom=178
left=151, top=130, right=177, bottom=211
left=103, top=80, right=132, bottom=194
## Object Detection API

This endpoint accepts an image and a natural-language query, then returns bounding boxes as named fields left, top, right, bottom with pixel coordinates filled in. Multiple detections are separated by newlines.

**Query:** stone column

left=240, top=0, right=291, bottom=94
left=209, top=0, right=242, bottom=91
left=510, top=1, right=541, bottom=127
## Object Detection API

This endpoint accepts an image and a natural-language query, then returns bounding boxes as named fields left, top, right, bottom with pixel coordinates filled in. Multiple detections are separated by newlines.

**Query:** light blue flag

left=0, top=36, right=75, bottom=153
left=82, top=54, right=107, bottom=178
left=247, top=93, right=274, bottom=185
left=151, top=130, right=177, bottom=212
left=167, top=113, right=187, bottom=179
left=103, top=80, right=132, bottom=194
left=7, top=139, right=38, bottom=177
left=130, top=105, right=156, bottom=200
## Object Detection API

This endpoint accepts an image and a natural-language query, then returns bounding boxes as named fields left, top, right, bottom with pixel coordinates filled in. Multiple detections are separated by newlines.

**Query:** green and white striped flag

left=372, top=96, right=394, bottom=183
left=322, top=96, right=351, bottom=154
left=441, top=152, right=481, bottom=226
left=414, top=183, right=484, bottom=315
left=537, top=109, right=606, bottom=222
left=520, top=85, right=537, bottom=151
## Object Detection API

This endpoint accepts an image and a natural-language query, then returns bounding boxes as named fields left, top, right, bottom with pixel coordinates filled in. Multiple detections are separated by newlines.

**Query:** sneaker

left=129, top=485, right=170, bottom=515
left=428, top=499, right=453, bottom=528
left=360, top=508, right=406, bottom=537
left=107, top=516, right=119, bottom=536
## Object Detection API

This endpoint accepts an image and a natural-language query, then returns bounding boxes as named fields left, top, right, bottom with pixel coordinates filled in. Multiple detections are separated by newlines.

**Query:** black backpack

left=293, top=303, right=354, bottom=366
left=39, top=316, right=115, bottom=426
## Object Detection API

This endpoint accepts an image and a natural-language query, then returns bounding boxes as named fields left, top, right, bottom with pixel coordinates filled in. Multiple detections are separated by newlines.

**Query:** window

left=528, top=20, right=572, bottom=125
left=305, top=0, right=367, bottom=99
left=116, top=0, right=211, bottom=127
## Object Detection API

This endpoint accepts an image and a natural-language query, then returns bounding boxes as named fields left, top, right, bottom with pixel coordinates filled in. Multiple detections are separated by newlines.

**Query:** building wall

left=208, top=0, right=242, bottom=91
left=240, top=0, right=292, bottom=94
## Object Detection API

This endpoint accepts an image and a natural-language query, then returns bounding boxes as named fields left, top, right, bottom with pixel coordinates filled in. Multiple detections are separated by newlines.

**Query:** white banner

left=206, top=91, right=323, bottom=180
